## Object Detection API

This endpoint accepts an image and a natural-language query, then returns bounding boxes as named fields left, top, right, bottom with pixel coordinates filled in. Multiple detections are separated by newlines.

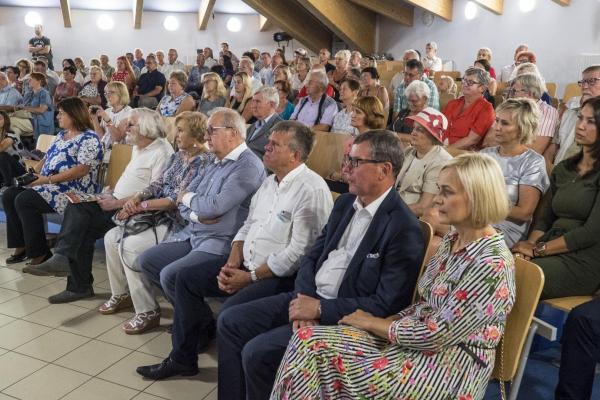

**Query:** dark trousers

left=54, top=202, right=115, bottom=292
left=170, top=263, right=295, bottom=367
left=556, top=298, right=600, bottom=400
left=2, top=187, right=54, bottom=258
left=0, top=152, right=26, bottom=187
left=217, top=292, right=295, bottom=400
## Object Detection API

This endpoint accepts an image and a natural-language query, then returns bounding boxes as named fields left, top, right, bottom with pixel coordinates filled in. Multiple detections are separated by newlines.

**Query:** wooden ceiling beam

left=348, top=0, right=413, bottom=27
left=59, top=0, right=72, bottom=28
left=259, top=15, right=273, bottom=32
left=133, top=0, right=143, bottom=29
left=242, top=0, right=332, bottom=54
left=296, top=0, right=376, bottom=54
left=552, top=0, right=570, bottom=5
left=402, top=0, right=453, bottom=21
left=198, top=0, right=216, bottom=30
left=473, top=0, right=503, bottom=15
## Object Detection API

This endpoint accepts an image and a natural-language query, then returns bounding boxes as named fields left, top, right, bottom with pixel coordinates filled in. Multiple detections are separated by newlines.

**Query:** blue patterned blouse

left=33, top=130, right=103, bottom=214
left=158, top=93, right=190, bottom=117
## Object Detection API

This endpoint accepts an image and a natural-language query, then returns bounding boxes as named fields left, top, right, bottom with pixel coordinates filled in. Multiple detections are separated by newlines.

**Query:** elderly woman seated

left=358, top=67, right=390, bottom=120
left=513, top=96, right=600, bottom=299
left=481, top=98, right=549, bottom=248
left=331, top=78, right=360, bottom=135
left=99, top=111, right=211, bottom=334
left=508, top=62, right=552, bottom=105
left=157, top=71, right=195, bottom=117
left=274, top=80, right=295, bottom=120
left=271, top=153, right=515, bottom=400
left=327, top=49, right=351, bottom=101
left=396, top=109, right=452, bottom=217
left=79, top=66, right=107, bottom=108
left=392, top=80, right=431, bottom=146
left=54, top=66, right=81, bottom=104
left=197, top=72, right=227, bottom=116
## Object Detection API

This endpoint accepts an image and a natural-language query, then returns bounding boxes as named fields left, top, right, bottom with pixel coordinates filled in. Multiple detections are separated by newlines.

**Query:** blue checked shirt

left=393, top=76, right=440, bottom=112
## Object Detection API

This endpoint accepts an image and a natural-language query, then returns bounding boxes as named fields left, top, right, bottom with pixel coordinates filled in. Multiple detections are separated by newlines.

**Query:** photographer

left=2, top=97, right=102, bottom=266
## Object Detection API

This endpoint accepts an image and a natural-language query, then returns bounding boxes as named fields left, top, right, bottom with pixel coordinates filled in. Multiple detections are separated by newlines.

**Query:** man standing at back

left=28, top=24, right=54, bottom=70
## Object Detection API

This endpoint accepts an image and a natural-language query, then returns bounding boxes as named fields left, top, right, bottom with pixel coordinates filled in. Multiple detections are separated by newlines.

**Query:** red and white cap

left=406, top=107, right=448, bottom=143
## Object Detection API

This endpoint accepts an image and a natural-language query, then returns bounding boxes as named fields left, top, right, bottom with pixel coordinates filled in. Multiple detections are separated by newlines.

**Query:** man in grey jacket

left=246, top=86, right=283, bottom=160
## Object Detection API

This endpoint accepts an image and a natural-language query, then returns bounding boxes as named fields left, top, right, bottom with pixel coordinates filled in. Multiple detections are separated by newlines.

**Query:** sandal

left=123, top=309, right=161, bottom=335
left=98, top=293, right=133, bottom=315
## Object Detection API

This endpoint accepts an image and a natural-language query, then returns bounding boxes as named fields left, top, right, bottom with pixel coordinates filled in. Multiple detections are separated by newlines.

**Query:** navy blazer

left=294, top=189, right=425, bottom=325
left=246, top=114, right=284, bottom=160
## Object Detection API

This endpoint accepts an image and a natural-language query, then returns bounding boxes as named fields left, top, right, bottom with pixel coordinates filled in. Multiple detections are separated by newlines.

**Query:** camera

left=90, top=106, right=101, bottom=115
left=14, top=168, right=39, bottom=188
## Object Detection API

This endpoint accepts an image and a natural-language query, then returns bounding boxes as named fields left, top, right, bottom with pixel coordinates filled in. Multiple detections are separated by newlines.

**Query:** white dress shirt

left=234, top=163, right=333, bottom=276
left=315, top=187, right=392, bottom=299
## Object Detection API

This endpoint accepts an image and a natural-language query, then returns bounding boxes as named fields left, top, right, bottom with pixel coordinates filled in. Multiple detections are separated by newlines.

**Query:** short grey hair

left=240, top=56, right=255, bottom=70
left=271, top=120, right=315, bottom=162
left=353, top=130, right=404, bottom=176
left=464, top=67, right=490, bottom=86
left=255, top=86, right=280, bottom=109
left=335, top=50, right=351, bottom=62
left=209, top=107, right=247, bottom=139
left=404, top=49, right=420, bottom=61
left=512, top=73, right=544, bottom=99
left=309, top=69, right=329, bottom=90
left=427, top=41, right=438, bottom=50
left=405, top=80, right=431, bottom=100
left=132, top=108, right=166, bottom=139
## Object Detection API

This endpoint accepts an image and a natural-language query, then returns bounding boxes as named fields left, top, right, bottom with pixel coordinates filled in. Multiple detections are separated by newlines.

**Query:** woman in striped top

left=270, top=153, right=516, bottom=400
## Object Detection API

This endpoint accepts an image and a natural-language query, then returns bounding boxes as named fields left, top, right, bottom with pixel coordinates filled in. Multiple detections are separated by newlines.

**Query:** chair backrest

left=412, top=220, right=433, bottom=303
left=104, top=143, right=133, bottom=189
left=439, top=92, right=456, bottom=111
left=433, top=71, right=460, bottom=85
left=545, top=82, right=557, bottom=98
left=162, top=116, right=177, bottom=147
left=492, top=257, right=544, bottom=381
left=562, top=83, right=582, bottom=103
left=36, top=134, right=56, bottom=153
left=306, top=130, right=349, bottom=179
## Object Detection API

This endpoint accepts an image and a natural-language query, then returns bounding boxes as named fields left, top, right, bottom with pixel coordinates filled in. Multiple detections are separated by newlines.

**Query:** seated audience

left=16, top=72, right=54, bottom=138
left=290, top=69, right=338, bottom=131
left=237, top=57, right=262, bottom=94
left=481, top=98, right=550, bottom=247
left=133, top=55, right=166, bottom=109
left=100, top=111, right=210, bottom=334
left=351, top=96, right=387, bottom=135
left=509, top=62, right=552, bottom=105
left=331, top=78, right=360, bottom=135
left=79, top=66, right=107, bottom=108
left=138, top=107, right=266, bottom=305
left=349, top=50, right=362, bottom=69
left=359, top=55, right=378, bottom=70
left=392, top=80, right=432, bottom=145
left=4, top=97, right=102, bottom=266
left=500, top=44, right=529, bottom=82
left=270, top=152, right=514, bottom=400
left=396, top=109, right=452, bottom=217
left=257, top=52, right=272, bottom=85
left=216, top=130, right=425, bottom=399
left=327, top=50, right=351, bottom=100
left=513, top=96, right=600, bottom=299
left=476, top=47, right=496, bottom=79
left=62, top=58, right=85, bottom=84
left=203, top=47, right=217, bottom=69
left=422, top=41, right=443, bottom=72
left=90, top=81, right=132, bottom=162
left=389, top=50, right=419, bottom=105
left=100, top=55, right=114, bottom=82
left=53, top=66, right=81, bottom=104
left=297, top=66, right=335, bottom=100
left=474, top=58, right=498, bottom=99
left=74, top=57, right=87, bottom=79
left=273, top=65, right=292, bottom=87
left=438, top=75, right=458, bottom=98
left=197, top=72, right=227, bottom=115
left=358, top=67, right=389, bottom=120
left=157, top=71, right=195, bottom=117
left=317, top=48, right=335, bottom=74
left=132, top=48, right=146, bottom=71
left=15, top=58, right=32, bottom=95
left=25, top=108, right=174, bottom=304
left=442, top=67, right=495, bottom=150
left=229, top=72, right=254, bottom=122
left=185, top=53, right=209, bottom=96
left=274, top=80, right=295, bottom=120
left=161, top=49, right=186, bottom=80
left=393, top=59, right=439, bottom=123
left=136, top=121, right=333, bottom=379
left=111, top=56, right=136, bottom=95
left=154, top=50, right=166, bottom=74
left=246, top=86, right=283, bottom=159
left=220, top=54, right=235, bottom=87
left=33, top=59, right=58, bottom=97
left=2, top=66, right=20, bottom=88
left=0, top=110, right=26, bottom=187
left=0, top=70, right=23, bottom=109
left=126, top=52, right=141, bottom=78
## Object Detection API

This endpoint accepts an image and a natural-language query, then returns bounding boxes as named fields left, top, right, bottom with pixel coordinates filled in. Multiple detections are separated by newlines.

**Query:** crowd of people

left=0, top=23, right=599, bottom=400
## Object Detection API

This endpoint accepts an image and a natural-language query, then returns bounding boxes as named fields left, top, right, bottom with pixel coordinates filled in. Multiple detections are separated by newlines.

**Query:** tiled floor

left=0, top=225, right=218, bottom=400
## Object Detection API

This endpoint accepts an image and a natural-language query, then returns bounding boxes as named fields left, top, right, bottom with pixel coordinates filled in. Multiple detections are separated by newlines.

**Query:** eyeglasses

left=462, top=79, right=481, bottom=87
left=343, top=155, right=385, bottom=169
left=505, top=88, right=529, bottom=98
left=104, top=90, right=116, bottom=95
left=578, top=78, right=600, bottom=87
left=207, top=126, right=232, bottom=136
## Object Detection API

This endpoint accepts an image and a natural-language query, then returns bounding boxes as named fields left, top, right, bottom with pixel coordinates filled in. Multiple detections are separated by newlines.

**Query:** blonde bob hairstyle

left=496, top=98, right=540, bottom=145
left=175, top=111, right=208, bottom=143
left=105, top=81, right=130, bottom=107
left=441, top=153, right=510, bottom=229
left=230, top=71, right=253, bottom=113
left=352, top=96, right=386, bottom=130
left=201, top=72, right=227, bottom=99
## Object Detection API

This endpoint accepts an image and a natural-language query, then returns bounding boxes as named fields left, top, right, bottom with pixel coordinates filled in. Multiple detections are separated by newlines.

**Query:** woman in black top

left=0, top=110, right=26, bottom=188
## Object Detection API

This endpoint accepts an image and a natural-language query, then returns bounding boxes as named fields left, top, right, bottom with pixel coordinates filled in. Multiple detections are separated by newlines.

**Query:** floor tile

left=97, top=323, right=162, bottom=350
left=131, top=393, right=166, bottom=400
left=57, top=309, right=127, bottom=338
left=61, top=378, right=139, bottom=400
left=27, top=280, right=69, bottom=298
left=0, top=267, right=22, bottom=284
left=98, top=351, right=163, bottom=391
left=144, top=368, right=217, bottom=400
left=137, top=332, right=173, bottom=359
left=203, top=388, right=218, bottom=400
left=3, top=363, right=90, bottom=400
left=0, top=294, right=50, bottom=318
left=70, top=290, right=112, bottom=310
left=55, top=339, right=132, bottom=375
left=0, top=287, right=21, bottom=304
left=0, top=319, right=52, bottom=350
left=0, top=313, right=16, bottom=328
left=0, top=351, right=47, bottom=390
left=0, top=275, right=59, bottom=294
left=14, top=329, right=90, bottom=362
left=22, top=303, right=89, bottom=328
left=0, top=393, right=22, bottom=399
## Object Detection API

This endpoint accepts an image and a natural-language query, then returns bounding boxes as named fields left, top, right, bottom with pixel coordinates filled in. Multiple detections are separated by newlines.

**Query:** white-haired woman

left=422, top=41, right=442, bottom=72
left=271, top=153, right=515, bottom=400
left=509, top=62, right=552, bottom=105
left=392, top=80, right=431, bottom=146
left=327, top=49, right=351, bottom=101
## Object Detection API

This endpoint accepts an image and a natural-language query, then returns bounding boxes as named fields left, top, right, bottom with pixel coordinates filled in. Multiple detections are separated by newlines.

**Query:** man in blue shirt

left=0, top=71, right=23, bottom=110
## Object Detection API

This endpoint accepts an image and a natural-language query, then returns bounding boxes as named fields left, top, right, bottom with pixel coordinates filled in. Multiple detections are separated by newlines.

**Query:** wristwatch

left=250, top=270, right=259, bottom=282
left=140, top=201, right=149, bottom=210
left=533, top=242, right=547, bottom=257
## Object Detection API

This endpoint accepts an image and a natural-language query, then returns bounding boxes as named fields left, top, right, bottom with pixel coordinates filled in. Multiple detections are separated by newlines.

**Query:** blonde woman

left=198, top=72, right=227, bottom=115
left=476, top=47, right=496, bottom=79
left=228, top=71, right=253, bottom=122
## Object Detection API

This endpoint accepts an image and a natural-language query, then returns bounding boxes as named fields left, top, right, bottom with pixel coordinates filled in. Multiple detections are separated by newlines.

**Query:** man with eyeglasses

left=215, top=130, right=425, bottom=400
left=548, top=65, right=600, bottom=164
left=132, top=54, right=166, bottom=108
left=393, top=59, right=439, bottom=123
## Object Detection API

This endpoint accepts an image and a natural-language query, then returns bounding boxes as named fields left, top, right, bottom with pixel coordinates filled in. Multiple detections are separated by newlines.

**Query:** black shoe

left=197, top=319, right=216, bottom=354
left=5, top=252, right=27, bottom=264
left=23, top=253, right=69, bottom=276
left=48, top=288, right=94, bottom=304
left=136, top=357, right=198, bottom=380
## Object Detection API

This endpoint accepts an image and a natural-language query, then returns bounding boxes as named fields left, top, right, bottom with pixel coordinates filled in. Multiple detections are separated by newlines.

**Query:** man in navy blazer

left=217, top=130, right=425, bottom=400
left=246, top=86, right=283, bottom=160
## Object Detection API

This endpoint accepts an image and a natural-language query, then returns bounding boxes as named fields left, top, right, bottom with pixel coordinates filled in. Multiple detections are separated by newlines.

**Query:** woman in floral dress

left=271, top=153, right=516, bottom=400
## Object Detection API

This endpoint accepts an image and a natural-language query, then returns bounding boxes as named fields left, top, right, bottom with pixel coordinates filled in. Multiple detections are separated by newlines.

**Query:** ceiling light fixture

left=24, top=11, right=42, bottom=27
left=519, top=0, right=536, bottom=12
left=465, top=1, right=478, bottom=20
left=97, top=14, right=115, bottom=30
left=226, top=17, right=241, bottom=32
left=163, top=16, right=179, bottom=31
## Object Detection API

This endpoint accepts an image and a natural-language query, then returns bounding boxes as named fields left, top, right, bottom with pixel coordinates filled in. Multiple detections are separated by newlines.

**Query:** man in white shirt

left=161, top=48, right=186, bottom=80
left=422, top=41, right=443, bottom=72
left=136, top=120, right=333, bottom=380
left=500, top=44, right=529, bottom=83
left=258, top=52, right=272, bottom=85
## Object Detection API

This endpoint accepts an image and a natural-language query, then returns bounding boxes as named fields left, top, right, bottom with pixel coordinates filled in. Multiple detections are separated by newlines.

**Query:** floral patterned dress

left=33, top=130, right=103, bottom=214
left=270, top=232, right=515, bottom=400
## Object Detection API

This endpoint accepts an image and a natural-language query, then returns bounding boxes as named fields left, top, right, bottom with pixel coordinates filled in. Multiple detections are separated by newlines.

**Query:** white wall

left=0, top=6, right=309, bottom=67
left=378, top=0, right=600, bottom=92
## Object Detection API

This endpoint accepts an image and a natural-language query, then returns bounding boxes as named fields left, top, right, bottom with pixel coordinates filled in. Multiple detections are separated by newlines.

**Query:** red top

left=489, top=66, right=497, bottom=80
left=297, top=84, right=335, bottom=100
left=442, top=96, right=495, bottom=146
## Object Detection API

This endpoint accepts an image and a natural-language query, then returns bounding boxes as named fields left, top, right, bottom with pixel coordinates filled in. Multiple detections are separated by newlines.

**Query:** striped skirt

left=270, top=325, right=495, bottom=400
